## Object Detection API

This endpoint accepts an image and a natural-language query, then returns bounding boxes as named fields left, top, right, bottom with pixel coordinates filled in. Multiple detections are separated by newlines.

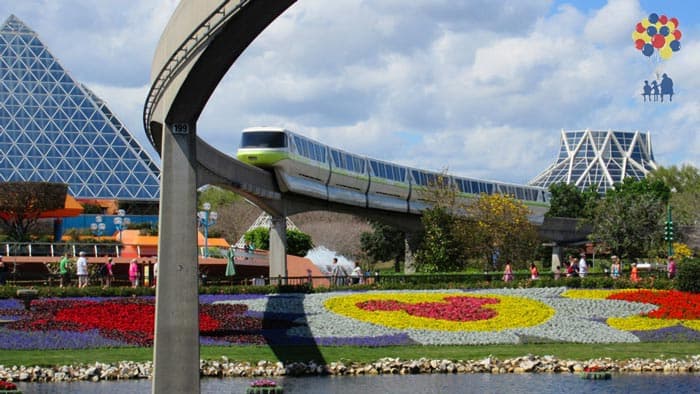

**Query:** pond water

left=16, top=373, right=700, bottom=393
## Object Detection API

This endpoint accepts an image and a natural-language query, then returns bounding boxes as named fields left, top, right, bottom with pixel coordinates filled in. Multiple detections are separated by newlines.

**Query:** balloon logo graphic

left=632, top=13, right=681, bottom=60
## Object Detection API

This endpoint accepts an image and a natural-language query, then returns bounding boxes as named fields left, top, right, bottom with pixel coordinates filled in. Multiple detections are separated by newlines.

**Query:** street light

left=197, top=202, right=218, bottom=257
left=113, top=209, right=131, bottom=243
left=90, top=215, right=106, bottom=237
left=664, top=188, right=677, bottom=258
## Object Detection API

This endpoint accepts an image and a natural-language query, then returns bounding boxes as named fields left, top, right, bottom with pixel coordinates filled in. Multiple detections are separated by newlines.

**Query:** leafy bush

left=677, top=259, right=700, bottom=293
left=243, top=227, right=314, bottom=256
left=287, top=229, right=314, bottom=256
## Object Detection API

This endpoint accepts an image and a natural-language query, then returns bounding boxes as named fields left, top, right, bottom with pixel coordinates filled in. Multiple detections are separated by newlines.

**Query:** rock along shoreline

left=2, top=355, right=700, bottom=383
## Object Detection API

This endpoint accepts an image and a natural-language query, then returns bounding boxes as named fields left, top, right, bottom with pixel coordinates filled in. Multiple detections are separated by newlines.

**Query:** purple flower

left=0, top=328, right=125, bottom=350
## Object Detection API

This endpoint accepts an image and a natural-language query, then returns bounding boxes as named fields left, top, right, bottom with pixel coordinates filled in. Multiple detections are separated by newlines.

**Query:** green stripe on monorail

left=236, top=150, right=289, bottom=166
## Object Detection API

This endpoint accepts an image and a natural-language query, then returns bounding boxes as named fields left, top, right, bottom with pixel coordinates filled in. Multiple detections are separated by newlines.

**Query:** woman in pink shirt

left=128, top=259, right=140, bottom=288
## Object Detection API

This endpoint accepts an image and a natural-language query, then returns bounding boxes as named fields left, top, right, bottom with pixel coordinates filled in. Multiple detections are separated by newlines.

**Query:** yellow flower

left=324, top=293, right=554, bottom=332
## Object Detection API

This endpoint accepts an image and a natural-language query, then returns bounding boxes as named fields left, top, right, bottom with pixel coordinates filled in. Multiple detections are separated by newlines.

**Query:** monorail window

left=240, top=131, right=286, bottom=148
left=371, top=160, right=401, bottom=180
left=332, top=150, right=365, bottom=173
left=411, top=170, right=439, bottom=186
left=293, top=136, right=326, bottom=163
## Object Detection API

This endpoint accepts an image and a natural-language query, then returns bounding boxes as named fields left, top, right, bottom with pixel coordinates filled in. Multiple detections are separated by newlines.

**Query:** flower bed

left=1, top=288, right=699, bottom=349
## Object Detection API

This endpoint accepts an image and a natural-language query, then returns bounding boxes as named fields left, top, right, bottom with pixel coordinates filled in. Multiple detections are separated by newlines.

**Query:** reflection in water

left=17, top=373, right=700, bottom=394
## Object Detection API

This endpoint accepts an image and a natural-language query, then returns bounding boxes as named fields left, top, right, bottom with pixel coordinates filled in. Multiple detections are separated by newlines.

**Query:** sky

left=1, top=0, right=698, bottom=185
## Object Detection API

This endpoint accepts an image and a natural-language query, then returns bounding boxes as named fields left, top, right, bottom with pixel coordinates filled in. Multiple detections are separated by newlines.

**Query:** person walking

left=152, top=260, right=159, bottom=288
left=578, top=253, right=588, bottom=278
left=667, top=256, right=677, bottom=279
left=76, top=251, right=89, bottom=288
left=351, top=262, right=362, bottom=285
left=129, top=258, right=140, bottom=288
left=59, top=253, right=70, bottom=287
left=610, top=256, right=621, bottom=279
left=530, top=263, right=539, bottom=280
left=502, top=261, right=514, bottom=282
left=102, top=258, right=114, bottom=289
left=330, top=257, right=347, bottom=286
left=630, top=262, right=640, bottom=283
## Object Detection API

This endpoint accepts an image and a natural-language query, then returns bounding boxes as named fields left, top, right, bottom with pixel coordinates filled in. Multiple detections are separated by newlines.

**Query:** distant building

left=0, top=15, right=160, bottom=203
left=529, top=129, right=657, bottom=194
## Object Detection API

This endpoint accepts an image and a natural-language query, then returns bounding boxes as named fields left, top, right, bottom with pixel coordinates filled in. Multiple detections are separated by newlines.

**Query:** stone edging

left=2, top=355, right=700, bottom=383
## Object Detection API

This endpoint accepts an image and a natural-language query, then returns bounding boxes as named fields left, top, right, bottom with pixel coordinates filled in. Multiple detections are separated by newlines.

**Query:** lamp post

left=197, top=202, right=218, bottom=257
left=664, top=188, right=677, bottom=258
left=664, top=204, right=674, bottom=258
left=90, top=215, right=106, bottom=237
left=113, top=209, right=131, bottom=243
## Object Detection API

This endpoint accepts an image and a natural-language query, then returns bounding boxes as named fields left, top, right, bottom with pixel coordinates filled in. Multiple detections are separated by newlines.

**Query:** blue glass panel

left=331, top=150, right=340, bottom=166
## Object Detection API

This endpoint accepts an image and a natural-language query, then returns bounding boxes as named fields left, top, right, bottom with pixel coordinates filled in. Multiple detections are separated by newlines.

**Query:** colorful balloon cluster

left=632, top=13, right=681, bottom=60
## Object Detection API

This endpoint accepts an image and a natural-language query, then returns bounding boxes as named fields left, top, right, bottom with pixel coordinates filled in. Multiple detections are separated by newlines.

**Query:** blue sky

left=0, top=0, right=698, bottom=185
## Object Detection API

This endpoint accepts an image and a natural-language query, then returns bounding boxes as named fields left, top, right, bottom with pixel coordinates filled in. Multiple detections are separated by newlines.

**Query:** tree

left=546, top=182, right=599, bottom=219
left=414, top=207, right=463, bottom=272
left=360, top=221, right=405, bottom=272
left=648, top=165, right=700, bottom=226
left=197, top=185, right=241, bottom=211
left=243, top=227, right=314, bottom=257
left=0, top=182, right=68, bottom=241
left=647, top=164, right=700, bottom=193
left=589, top=178, right=668, bottom=260
left=286, top=229, right=314, bottom=256
left=413, top=171, right=465, bottom=272
left=462, top=193, right=539, bottom=270
left=546, top=183, right=585, bottom=218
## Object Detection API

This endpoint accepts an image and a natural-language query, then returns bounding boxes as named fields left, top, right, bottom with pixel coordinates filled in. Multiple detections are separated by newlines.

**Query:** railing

left=143, top=0, right=248, bottom=140
left=2, top=242, right=134, bottom=258
left=1, top=242, right=272, bottom=262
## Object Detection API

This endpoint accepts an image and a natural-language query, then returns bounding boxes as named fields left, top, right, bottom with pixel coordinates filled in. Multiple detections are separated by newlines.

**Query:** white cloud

left=584, top=0, right=642, bottom=46
left=1, top=0, right=697, bottom=187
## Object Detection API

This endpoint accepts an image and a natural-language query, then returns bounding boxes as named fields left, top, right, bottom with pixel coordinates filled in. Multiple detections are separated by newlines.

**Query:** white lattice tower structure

left=234, top=212, right=298, bottom=248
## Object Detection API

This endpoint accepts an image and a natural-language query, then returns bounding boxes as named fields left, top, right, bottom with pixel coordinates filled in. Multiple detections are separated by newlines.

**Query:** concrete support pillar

left=269, top=216, right=287, bottom=284
left=152, top=122, right=200, bottom=394
left=404, top=232, right=417, bottom=274
left=551, top=244, right=562, bottom=272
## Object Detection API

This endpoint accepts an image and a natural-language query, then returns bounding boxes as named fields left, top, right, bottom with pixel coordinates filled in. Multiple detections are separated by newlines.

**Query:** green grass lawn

left=2, top=342, right=699, bottom=367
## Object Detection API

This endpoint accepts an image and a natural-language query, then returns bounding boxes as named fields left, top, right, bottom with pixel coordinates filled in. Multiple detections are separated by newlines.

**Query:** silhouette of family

left=642, top=74, right=673, bottom=102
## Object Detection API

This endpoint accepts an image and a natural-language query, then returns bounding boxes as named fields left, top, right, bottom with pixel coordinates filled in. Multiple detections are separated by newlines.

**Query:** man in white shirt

left=578, top=253, right=588, bottom=278
left=76, top=251, right=88, bottom=288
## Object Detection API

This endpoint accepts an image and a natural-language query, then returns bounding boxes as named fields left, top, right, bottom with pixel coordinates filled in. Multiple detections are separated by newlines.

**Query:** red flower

left=357, top=296, right=499, bottom=322
left=607, top=290, right=700, bottom=320
left=7, top=298, right=297, bottom=347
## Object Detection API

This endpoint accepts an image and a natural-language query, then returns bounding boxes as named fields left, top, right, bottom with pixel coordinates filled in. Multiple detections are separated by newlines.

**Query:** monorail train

left=236, top=127, right=550, bottom=219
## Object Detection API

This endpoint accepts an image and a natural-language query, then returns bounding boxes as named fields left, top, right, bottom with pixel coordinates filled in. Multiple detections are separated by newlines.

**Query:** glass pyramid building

left=0, top=15, right=160, bottom=201
left=529, top=129, right=657, bottom=194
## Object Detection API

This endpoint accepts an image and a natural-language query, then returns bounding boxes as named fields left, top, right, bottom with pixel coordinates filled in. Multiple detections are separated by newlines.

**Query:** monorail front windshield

left=240, top=131, right=287, bottom=148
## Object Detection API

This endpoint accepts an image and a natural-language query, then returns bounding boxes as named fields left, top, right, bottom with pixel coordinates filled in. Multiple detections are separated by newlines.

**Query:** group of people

left=642, top=73, right=674, bottom=102
left=57, top=253, right=158, bottom=289
left=562, top=253, right=589, bottom=278
left=329, top=257, right=364, bottom=286
left=501, top=262, right=544, bottom=281
left=502, top=253, right=678, bottom=283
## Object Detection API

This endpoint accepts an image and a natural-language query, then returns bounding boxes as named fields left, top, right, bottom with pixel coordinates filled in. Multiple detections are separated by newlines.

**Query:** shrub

left=677, top=259, right=700, bottom=293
